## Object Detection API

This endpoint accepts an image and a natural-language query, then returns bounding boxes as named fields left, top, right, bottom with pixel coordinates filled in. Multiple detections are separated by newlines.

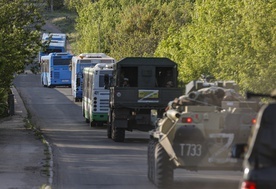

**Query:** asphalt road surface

left=13, top=73, right=243, bottom=189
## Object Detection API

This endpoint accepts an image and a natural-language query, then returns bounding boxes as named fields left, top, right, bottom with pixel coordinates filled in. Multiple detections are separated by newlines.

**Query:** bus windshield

left=53, top=59, right=71, bottom=65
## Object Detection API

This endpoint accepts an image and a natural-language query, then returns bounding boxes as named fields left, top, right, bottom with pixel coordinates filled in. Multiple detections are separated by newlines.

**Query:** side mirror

left=231, top=143, right=247, bottom=159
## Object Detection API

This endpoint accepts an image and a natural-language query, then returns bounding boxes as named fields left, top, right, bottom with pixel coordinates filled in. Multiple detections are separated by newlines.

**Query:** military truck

left=147, top=78, right=260, bottom=188
left=231, top=90, right=276, bottom=189
left=107, top=57, right=183, bottom=142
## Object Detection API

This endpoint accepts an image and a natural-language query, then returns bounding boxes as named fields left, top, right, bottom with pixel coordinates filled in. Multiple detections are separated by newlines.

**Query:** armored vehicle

left=147, top=79, right=260, bottom=188
left=107, top=57, right=183, bottom=142
left=231, top=90, right=276, bottom=189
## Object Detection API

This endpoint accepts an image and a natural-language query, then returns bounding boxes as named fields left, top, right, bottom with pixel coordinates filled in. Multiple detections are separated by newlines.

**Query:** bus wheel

left=90, top=120, right=96, bottom=127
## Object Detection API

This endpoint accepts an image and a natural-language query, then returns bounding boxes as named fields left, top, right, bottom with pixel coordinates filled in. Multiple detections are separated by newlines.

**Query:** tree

left=0, top=0, right=44, bottom=116
left=46, top=0, right=64, bottom=11
left=156, top=0, right=275, bottom=94
left=67, top=0, right=193, bottom=60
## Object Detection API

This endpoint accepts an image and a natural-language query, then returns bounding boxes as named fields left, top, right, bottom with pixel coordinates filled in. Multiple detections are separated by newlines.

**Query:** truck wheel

left=112, top=126, right=125, bottom=142
left=107, top=124, right=112, bottom=138
left=154, top=142, right=174, bottom=188
left=107, top=110, right=113, bottom=138
left=147, top=139, right=157, bottom=183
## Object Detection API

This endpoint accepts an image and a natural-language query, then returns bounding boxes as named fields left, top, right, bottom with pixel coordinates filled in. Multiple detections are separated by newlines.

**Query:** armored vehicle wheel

left=147, top=138, right=157, bottom=182
left=154, top=142, right=174, bottom=188
left=111, top=125, right=125, bottom=142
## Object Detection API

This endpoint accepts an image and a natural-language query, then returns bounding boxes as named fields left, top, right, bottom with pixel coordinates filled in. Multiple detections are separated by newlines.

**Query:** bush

left=0, top=88, right=9, bottom=118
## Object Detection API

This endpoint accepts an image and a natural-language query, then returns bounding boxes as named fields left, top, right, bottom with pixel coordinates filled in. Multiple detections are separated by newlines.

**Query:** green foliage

left=68, top=0, right=192, bottom=60
left=156, top=0, right=275, bottom=94
left=64, top=0, right=275, bottom=94
left=0, top=88, right=9, bottom=117
left=0, top=0, right=44, bottom=88
left=0, top=0, right=44, bottom=114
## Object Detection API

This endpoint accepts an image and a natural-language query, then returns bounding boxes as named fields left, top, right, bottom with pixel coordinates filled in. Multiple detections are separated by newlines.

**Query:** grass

left=24, top=113, right=52, bottom=183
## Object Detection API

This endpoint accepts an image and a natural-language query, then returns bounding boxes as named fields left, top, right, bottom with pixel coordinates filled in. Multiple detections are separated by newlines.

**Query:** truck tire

left=112, top=125, right=125, bottom=142
left=154, top=142, right=174, bottom=188
left=107, top=124, right=112, bottom=138
left=147, top=138, right=157, bottom=183
left=107, top=110, right=113, bottom=139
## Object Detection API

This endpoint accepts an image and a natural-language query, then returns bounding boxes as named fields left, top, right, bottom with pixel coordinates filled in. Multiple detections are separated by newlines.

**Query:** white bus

left=70, top=53, right=115, bottom=102
left=82, top=63, right=114, bottom=127
left=39, top=33, right=67, bottom=63
left=42, top=33, right=67, bottom=41
left=40, top=52, right=73, bottom=87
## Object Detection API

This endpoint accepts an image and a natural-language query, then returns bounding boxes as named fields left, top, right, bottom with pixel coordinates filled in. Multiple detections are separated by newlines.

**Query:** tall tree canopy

left=66, top=0, right=193, bottom=60
left=0, top=0, right=44, bottom=116
left=155, top=0, right=275, bottom=93
left=65, top=0, right=275, bottom=94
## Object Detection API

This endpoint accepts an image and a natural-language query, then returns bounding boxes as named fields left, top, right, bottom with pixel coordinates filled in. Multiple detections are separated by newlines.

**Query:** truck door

left=138, top=66, right=155, bottom=88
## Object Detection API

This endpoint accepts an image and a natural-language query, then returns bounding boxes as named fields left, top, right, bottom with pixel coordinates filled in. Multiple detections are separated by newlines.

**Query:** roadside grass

left=24, top=112, right=52, bottom=183
left=42, top=7, right=78, bottom=53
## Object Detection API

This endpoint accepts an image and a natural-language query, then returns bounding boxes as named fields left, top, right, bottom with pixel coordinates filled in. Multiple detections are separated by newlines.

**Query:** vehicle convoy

left=107, top=57, right=183, bottom=142
left=82, top=63, right=114, bottom=127
left=231, top=90, right=276, bottom=189
left=147, top=78, right=261, bottom=188
left=70, top=53, right=115, bottom=102
left=40, top=52, right=73, bottom=87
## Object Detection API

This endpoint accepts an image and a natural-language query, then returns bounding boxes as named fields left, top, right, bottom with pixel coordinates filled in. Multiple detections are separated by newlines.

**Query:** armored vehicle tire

left=147, top=138, right=157, bottom=182
left=153, top=142, right=174, bottom=188
left=111, top=126, right=125, bottom=142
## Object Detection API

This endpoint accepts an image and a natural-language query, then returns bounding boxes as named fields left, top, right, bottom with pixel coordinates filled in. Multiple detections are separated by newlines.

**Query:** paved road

left=13, top=73, right=243, bottom=189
